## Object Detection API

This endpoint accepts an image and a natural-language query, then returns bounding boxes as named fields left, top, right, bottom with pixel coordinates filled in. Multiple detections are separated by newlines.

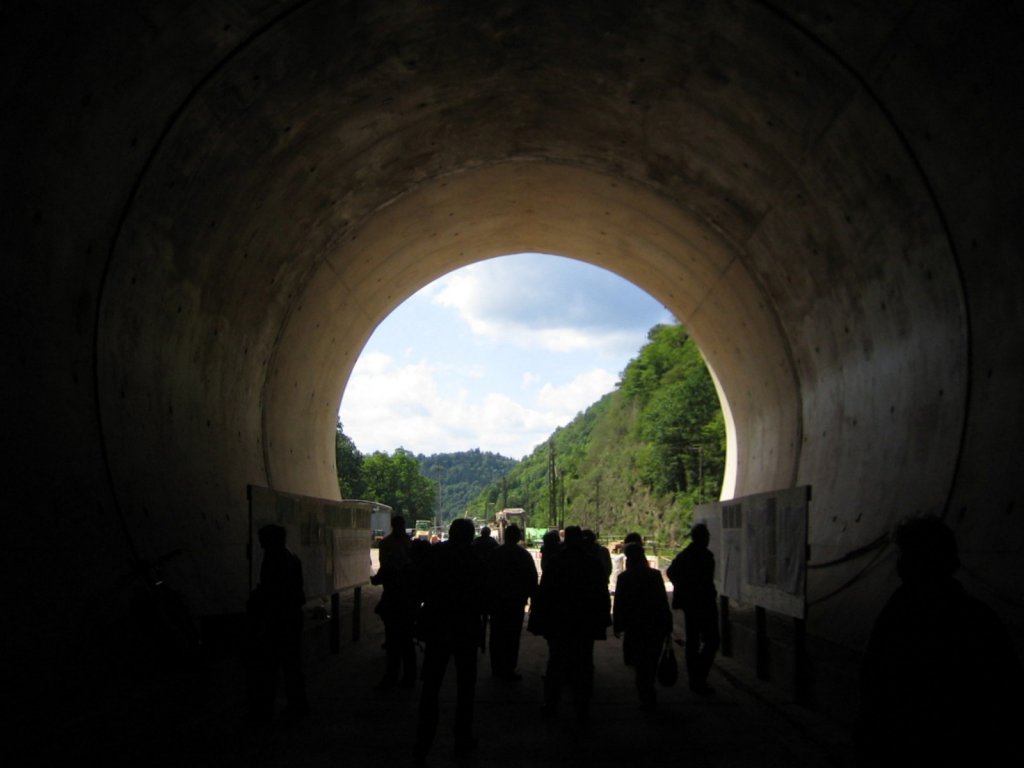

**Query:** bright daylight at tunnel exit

left=336, top=252, right=728, bottom=549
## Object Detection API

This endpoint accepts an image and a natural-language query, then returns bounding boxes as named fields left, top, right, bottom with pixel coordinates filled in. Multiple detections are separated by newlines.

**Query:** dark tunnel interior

left=3, top=0, right=1023, bottom=760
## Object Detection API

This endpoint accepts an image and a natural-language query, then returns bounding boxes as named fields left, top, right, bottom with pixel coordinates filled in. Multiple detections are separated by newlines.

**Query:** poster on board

left=248, top=485, right=377, bottom=599
left=693, top=486, right=809, bottom=619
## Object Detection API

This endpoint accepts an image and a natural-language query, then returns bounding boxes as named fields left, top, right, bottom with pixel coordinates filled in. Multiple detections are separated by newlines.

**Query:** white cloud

left=340, top=355, right=521, bottom=457
left=352, top=350, right=394, bottom=375
left=339, top=253, right=674, bottom=458
left=536, top=369, right=619, bottom=417
left=431, top=253, right=671, bottom=355
left=340, top=356, right=439, bottom=428
left=521, top=372, right=540, bottom=389
left=340, top=355, right=618, bottom=459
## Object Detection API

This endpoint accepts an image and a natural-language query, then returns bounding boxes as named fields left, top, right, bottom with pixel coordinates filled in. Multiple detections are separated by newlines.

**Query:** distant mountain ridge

left=417, top=449, right=519, bottom=523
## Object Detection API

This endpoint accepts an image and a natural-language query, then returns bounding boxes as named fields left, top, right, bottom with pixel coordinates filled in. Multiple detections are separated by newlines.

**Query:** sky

left=338, top=252, right=675, bottom=460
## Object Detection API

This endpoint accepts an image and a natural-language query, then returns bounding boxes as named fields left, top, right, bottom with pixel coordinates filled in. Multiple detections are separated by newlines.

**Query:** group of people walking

left=611, top=523, right=720, bottom=707
left=371, top=517, right=537, bottom=762
left=370, top=515, right=721, bottom=764
left=239, top=510, right=1021, bottom=767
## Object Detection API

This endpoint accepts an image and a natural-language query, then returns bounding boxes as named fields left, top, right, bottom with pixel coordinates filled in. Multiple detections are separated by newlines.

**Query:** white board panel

left=248, top=485, right=376, bottom=597
left=694, top=486, right=809, bottom=618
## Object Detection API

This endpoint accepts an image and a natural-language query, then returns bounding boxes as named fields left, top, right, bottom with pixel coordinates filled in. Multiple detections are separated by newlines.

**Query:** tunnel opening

left=100, top=160, right=802, bottom=624
left=334, top=251, right=731, bottom=546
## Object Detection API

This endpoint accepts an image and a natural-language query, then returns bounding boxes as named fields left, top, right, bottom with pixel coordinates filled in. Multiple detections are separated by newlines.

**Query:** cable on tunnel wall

left=807, top=539, right=892, bottom=608
left=806, top=533, right=888, bottom=569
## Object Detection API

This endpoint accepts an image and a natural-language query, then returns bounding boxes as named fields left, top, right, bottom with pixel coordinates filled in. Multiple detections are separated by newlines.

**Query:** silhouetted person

left=539, top=529, right=562, bottom=572
left=413, top=518, right=486, bottom=764
left=667, top=522, right=719, bottom=695
left=531, top=525, right=611, bottom=720
left=248, top=523, right=309, bottom=721
left=378, top=514, right=411, bottom=570
left=409, top=536, right=432, bottom=634
left=583, top=528, right=613, bottom=581
left=614, top=543, right=673, bottom=709
left=370, top=515, right=417, bottom=689
left=854, top=515, right=1022, bottom=767
left=485, top=524, right=538, bottom=681
left=410, top=536, right=432, bottom=570
left=527, top=529, right=562, bottom=637
left=616, top=531, right=642, bottom=559
left=472, top=525, right=500, bottom=557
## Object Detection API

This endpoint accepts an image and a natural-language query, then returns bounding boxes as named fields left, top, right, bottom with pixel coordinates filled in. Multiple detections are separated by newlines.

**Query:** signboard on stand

left=247, top=485, right=374, bottom=598
left=696, top=485, right=809, bottom=619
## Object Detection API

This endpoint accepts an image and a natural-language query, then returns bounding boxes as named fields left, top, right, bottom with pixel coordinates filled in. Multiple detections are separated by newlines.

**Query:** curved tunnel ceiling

left=261, top=162, right=801, bottom=502
left=94, top=0, right=965, bottom=643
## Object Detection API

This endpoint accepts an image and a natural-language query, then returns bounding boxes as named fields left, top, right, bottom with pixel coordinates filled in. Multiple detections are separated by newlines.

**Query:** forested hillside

left=336, top=425, right=517, bottom=523
left=465, top=323, right=725, bottom=549
left=418, top=450, right=520, bottom=522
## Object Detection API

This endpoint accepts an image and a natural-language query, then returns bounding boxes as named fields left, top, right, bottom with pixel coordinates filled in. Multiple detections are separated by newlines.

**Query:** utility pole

left=547, top=438, right=557, bottom=528
left=436, top=478, right=442, bottom=528
left=559, top=472, right=565, bottom=530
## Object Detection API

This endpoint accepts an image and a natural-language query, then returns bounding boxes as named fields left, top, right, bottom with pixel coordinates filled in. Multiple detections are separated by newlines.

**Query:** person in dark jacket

left=854, top=514, right=1022, bottom=767
left=248, top=523, right=309, bottom=720
left=531, top=525, right=611, bottom=720
left=614, top=543, right=674, bottom=709
left=370, top=515, right=417, bottom=689
left=485, top=524, right=537, bottom=681
left=413, top=518, right=486, bottom=764
left=583, top=528, right=613, bottom=581
left=539, top=529, right=562, bottom=572
left=472, top=525, right=500, bottom=558
left=667, top=522, right=719, bottom=695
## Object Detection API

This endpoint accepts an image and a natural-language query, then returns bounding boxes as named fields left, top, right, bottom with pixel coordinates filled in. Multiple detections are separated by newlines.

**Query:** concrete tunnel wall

left=3, top=0, right=1023, bottom=728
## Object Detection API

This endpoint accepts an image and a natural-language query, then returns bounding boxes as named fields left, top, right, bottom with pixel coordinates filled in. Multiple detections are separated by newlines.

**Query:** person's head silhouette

left=690, top=523, right=710, bottom=549
left=258, top=523, right=286, bottom=552
left=894, top=514, right=959, bottom=586
left=448, top=518, right=475, bottom=546
left=504, top=524, right=522, bottom=545
left=624, top=542, right=647, bottom=569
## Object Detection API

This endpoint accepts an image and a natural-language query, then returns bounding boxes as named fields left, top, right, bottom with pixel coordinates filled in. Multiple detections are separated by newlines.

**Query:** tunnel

left=3, top=0, right=1023, bottom=755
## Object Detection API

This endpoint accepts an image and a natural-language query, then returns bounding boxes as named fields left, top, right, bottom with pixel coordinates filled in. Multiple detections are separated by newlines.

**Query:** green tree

left=336, top=420, right=365, bottom=498
left=360, top=448, right=438, bottom=520
left=620, top=323, right=690, bottom=405
left=634, top=334, right=721, bottom=495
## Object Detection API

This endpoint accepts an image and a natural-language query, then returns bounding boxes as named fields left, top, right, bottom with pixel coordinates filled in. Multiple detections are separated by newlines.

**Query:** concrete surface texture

left=2, top=0, right=1022, bottom=749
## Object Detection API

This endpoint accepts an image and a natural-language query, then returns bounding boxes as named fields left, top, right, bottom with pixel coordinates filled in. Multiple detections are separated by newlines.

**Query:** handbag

left=657, top=636, right=678, bottom=687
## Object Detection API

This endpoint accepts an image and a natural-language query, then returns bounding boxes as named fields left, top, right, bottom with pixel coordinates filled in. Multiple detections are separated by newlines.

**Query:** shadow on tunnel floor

left=65, top=586, right=853, bottom=768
